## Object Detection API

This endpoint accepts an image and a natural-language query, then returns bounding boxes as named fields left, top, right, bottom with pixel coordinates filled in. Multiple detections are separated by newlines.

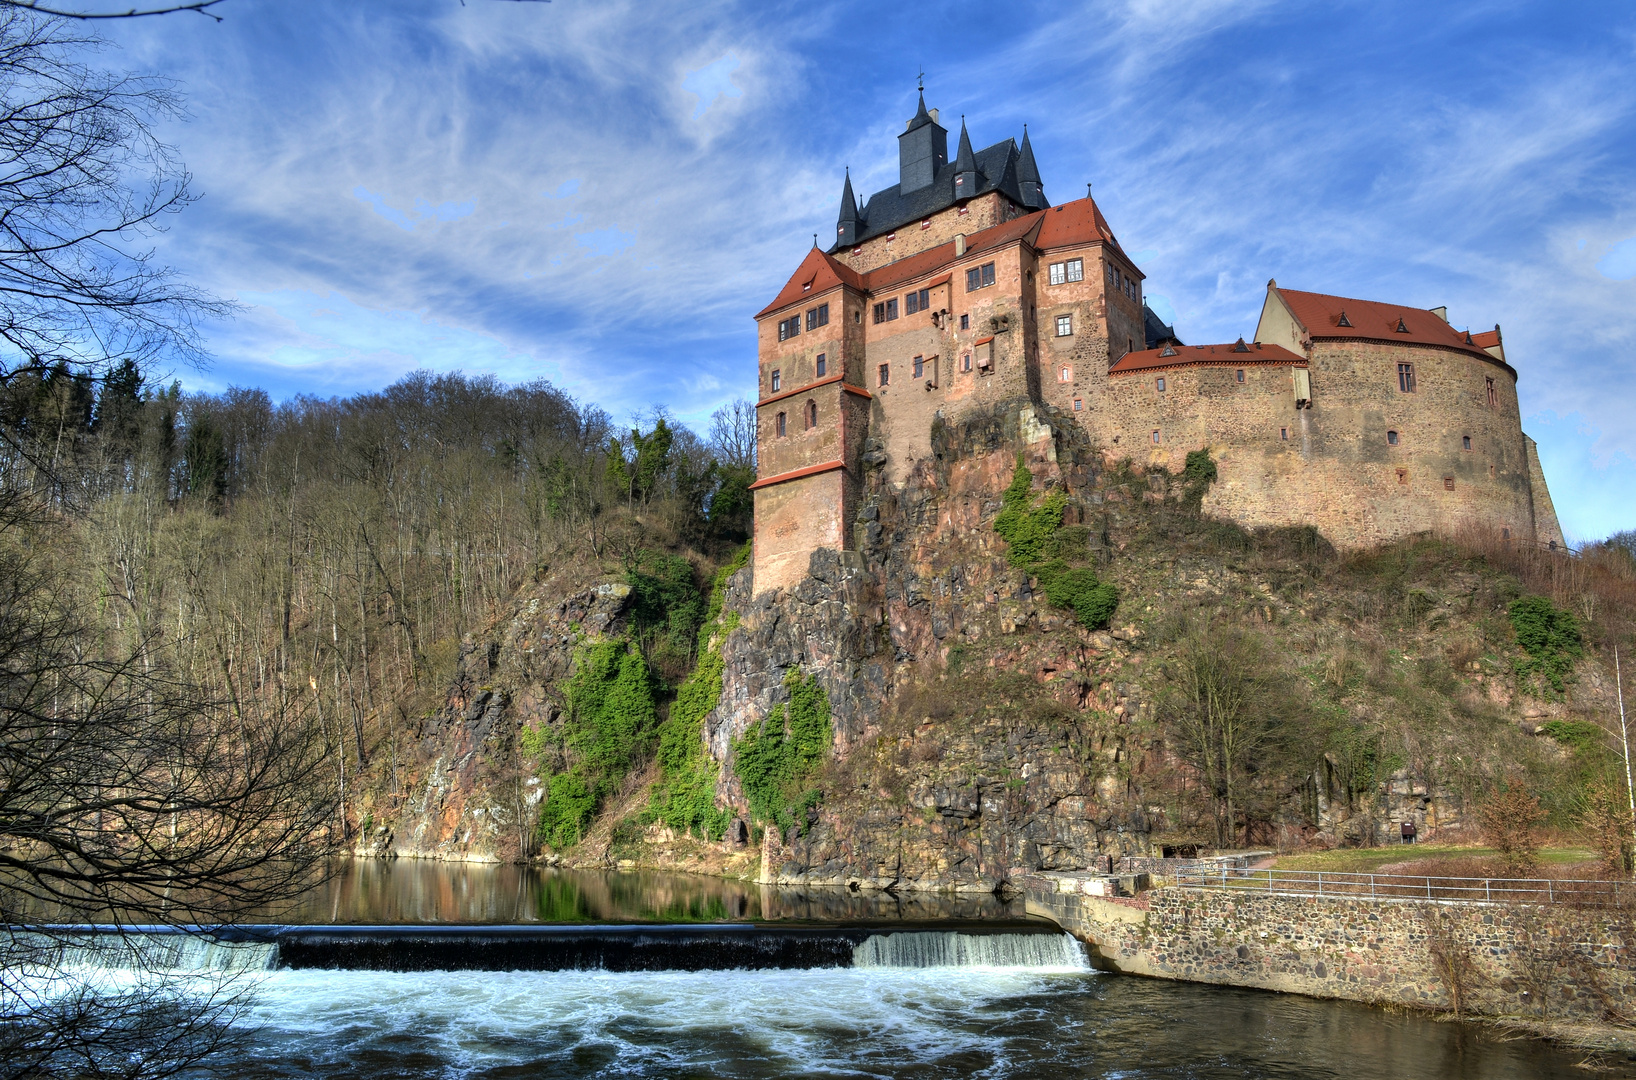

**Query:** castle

left=750, top=92, right=1564, bottom=594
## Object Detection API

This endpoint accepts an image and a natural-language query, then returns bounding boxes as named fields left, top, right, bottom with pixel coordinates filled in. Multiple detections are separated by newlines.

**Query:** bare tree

left=708, top=398, right=757, bottom=472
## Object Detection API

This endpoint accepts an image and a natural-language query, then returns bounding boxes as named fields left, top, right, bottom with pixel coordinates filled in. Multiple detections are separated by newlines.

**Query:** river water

left=42, top=862, right=1633, bottom=1078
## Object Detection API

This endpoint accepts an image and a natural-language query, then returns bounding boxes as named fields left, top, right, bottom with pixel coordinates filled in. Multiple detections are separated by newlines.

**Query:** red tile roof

left=755, top=247, right=866, bottom=319
left=757, top=196, right=1132, bottom=318
left=1109, top=340, right=1305, bottom=375
left=1469, top=328, right=1501, bottom=351
left=1274, top=287, right=1498, bottom=363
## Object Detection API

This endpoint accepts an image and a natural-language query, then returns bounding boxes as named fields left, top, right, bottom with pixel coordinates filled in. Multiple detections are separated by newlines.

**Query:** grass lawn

left=1271, top=845, right=1594, bottom=874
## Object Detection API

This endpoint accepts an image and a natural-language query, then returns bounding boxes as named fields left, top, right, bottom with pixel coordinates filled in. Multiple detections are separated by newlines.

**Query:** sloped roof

left=835, top=139, right=1035, bottom=251
left=863, top=212, right=1045, bottom=293
left=1110, top=340, right=1305, bottom=375
left=1275, top=287, right=1496, bottom=362
left=1035, top=197, right=1131, bottom=266
left=755, top=247, right=867, bottom=319
left=1469, top=329, right=1501, bottom=350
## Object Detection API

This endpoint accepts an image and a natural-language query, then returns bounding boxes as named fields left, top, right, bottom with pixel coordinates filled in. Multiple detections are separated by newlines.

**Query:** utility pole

left=1617, top=646, right=1635, bottom=879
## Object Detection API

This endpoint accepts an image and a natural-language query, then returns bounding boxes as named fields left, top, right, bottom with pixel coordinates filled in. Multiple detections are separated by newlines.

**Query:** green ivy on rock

left=992, top=458, right=1119, bottom=630
left=733, top=668, right=831, bottom=835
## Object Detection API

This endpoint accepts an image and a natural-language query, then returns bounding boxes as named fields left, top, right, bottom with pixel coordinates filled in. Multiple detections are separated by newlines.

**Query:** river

left=46, top=861, right=1630, bottom=1077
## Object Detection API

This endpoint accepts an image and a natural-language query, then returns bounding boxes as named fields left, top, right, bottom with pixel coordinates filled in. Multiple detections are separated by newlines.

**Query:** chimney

left=1430, top=306, right=1448, bottom=322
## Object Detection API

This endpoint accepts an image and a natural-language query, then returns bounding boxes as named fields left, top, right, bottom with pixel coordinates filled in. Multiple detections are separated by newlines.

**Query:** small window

left=1151, top=430, right=1161, bottom=444
left=1049, top=262, right=1067, bottom=286
left=904, top=287, right=930, bottom=315
left=961, top=353, right=972, bottom=372
left=957, top=205, right=968, bottom=216
left=1055, top=314, right=1073, bottom=337
left=815, top=354, right=826, bottom=377
left=1059, top=365, right=1072, bottom=383
left=878, top=363, right=889, bottom=387
left=1066, top=258, right=1083, bottom=282
left=1280, top=427, right=1288, bottom=441
left=872, top=303, right=885, bottom=324
left=770, top=369, right=781, bottom=392
left=775, top=412, right=786, bottom=437
left=778, top=316, right=800, bottom=341
left=1396, top=468, right=1408, bottom=485
left=806, top=401, right=818, bottom=429
left=1461, top=435, right=1471, bottom=450
left=1387, top=430, right=1399, bottom=445
left=886, top=298, right=898, bottom=321
left=1155, top=377, right=1166, bottom=392
left=1397, top=362, right=1416, bottom=393
left=1073, top=398, right=1083, bottom=411
left=1235, top=369, right=1244, bottom=383
left=917, top=287, right=929, bottom=311
left=959, top=313, right=969, bottom=330
left=965, top=262, right=995, bottom=291
left=920, top=218, right=931, bottom=230
left=1486, top=377, right=1497, bottom=407
left=913, top=356, right=924, bottom=379
left=1107, top=263, right=1116, bottom=284
left=805, top=303, right=829, bottom=331
left=1443, top=476, right=1455, bottom=491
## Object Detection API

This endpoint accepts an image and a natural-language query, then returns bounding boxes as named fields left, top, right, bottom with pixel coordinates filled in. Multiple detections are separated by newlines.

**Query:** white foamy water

left=238, top=962, right=1091, bottom=1078
left=41, top=932, right=277, bottom=973
left=854, top=930, right=1089, bottom=970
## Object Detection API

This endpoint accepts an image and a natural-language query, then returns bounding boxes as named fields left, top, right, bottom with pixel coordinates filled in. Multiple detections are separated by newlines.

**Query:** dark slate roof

left=830, top=138, right=1041, bottom=252
left=1144, top=304, right=1181, bottom=349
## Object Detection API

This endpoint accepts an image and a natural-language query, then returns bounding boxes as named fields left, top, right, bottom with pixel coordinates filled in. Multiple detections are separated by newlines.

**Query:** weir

left=34, top=922, right=1084, bottom=974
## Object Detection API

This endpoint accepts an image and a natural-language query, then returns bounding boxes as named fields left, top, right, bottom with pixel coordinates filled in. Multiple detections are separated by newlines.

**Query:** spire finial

left=813, top=233, right=818, bottom=247
left=918, top=67, right=924, bottom=93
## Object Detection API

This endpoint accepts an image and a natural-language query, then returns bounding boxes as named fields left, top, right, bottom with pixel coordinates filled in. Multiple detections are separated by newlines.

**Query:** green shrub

left=538, top=770, right=597, bottom=848
left=1183, top=449, right=1218, bottom=486
left=992, top=459, right=1119, bottom=630
left=733, top=669, right=832, bottom=834
left=625, top=548, right=705, bottom=657
left=645, top=542, right=750, bottom=840
left=1508, top=595, right=1582, bottom=694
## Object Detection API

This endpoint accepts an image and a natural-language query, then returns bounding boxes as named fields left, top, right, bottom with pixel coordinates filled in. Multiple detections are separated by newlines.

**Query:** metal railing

left=1168, top=866, right=1630, bottom=907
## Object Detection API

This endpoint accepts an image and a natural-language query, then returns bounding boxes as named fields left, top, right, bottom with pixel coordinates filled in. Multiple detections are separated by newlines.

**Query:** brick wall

left=1027, top=882, right=1636, bottom=1020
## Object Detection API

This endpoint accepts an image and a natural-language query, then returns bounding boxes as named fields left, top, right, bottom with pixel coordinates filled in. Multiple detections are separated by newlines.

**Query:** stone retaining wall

left=1025, top=878, right=1636, bottom=1021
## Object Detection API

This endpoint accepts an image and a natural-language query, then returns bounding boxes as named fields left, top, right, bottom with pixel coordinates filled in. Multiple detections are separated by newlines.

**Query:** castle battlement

left=749, top=95, right=1562, bottom=596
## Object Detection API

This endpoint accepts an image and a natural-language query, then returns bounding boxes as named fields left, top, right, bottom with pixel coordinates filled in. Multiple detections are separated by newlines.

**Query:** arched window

left=1462, top=435, right=1472, bottom=450
left=1386, top=430, right=1399, bottom=445
left=805, top=401, right=818, bottom=429
left=776, top=412, right=786, bottom=437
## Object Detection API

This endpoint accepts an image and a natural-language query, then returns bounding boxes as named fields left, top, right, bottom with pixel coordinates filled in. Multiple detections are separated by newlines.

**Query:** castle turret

left=952, top=118, right=980, bottom=201
left=1017, top=126, right=1046, bottom=210
left=897, top=90, right=947, bottom=194
left=836, top=168, right=861, bottom=247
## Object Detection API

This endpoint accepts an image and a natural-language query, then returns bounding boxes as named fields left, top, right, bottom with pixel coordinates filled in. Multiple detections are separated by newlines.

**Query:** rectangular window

left=1398, top=362, right=1416, bottom=393
left=1396, top=468, right=1408, bottom=485
left=776, top=412, right=786, bottom=437
left=1461, top=434, right=1471, bottom=450
left=815, top=354, right=826, bottom=378
left=1486, top=376, right=1497, bottom=407
left=878, top=363, right=889, bottom=387
left=873, top=303, right=885, bottom=324
left=1107, top=263, right=1116, bottom=285
left=905, top=291, right=919, bottom=315
left=1235, top=369, right=1244, bottom=383
left=966, top=262, right=995, bottom=291
left=1444, top=476, right=1456, bottom=491
left=920, top=218, right=931, bottom=230
left=886, top=298, right=898, bottom=320
left=917, top=287, right=929, bottom=311
left=777, top=315, right=800, bottom=341
left=1066, top=257, right=1083, bottom=282
left=1151, top=430, right=1161, bottom=444
left=961, top=352, right=972, bottom=372
left=1058, top=365, right=1072, bottom=383
left=959, top=313, right=969, bottom=330
left=770, top=369, right=781, bottom=392
left=805, top=303, right=829, bottom=331
left=913, top=356, right=924, bottom=379
left=1280, top=427, right=1288, bottom=441
left=1049, top=262, right=1067, bottom=286
left=1055, top=314, right=1073, bottom=337
left=1073, top=398, right=1083, bottom=411
left=1156, top=377, right=1166, bottom=392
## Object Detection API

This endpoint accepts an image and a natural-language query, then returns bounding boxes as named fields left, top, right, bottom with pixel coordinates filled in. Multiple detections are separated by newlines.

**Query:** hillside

left=376, top=398, right=1635, bottom=887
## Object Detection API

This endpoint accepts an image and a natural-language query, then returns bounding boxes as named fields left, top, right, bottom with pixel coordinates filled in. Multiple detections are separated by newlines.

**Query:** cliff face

left=369, top=399, right=1610, bottom=882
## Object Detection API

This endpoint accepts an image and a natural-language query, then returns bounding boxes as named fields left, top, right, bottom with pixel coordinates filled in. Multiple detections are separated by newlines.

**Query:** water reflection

left=257, top=860, right=1027, bottom=926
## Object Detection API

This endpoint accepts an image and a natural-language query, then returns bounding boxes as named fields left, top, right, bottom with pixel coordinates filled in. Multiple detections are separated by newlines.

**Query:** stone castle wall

left=1027, top=880, right=1636, bottom=1021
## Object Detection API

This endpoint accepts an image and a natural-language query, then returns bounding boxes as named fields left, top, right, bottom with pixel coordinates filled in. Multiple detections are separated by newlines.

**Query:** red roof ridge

left=756, top=248, right=867, bottom=319
left=1273, top=286, right=1502, bottom=366
left=1109, top=340, right=1305, bottom=375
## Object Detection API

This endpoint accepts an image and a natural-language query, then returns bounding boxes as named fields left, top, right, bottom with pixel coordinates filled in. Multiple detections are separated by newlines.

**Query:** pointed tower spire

left=835, top=168, right=861, bottom=247
left=908, top=87, right=933, bottom=131
left=897, top=87, right=947, bottom=193
left=953, top=116, right=979, bottom=200
left=1017, top=124, right=1047, bottom=209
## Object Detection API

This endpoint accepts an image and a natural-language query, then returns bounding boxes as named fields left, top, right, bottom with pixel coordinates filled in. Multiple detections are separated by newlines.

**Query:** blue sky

left=93, top=0, right=1636, bottom=542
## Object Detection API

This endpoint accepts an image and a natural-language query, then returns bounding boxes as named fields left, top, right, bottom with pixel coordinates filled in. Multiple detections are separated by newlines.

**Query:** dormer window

left=802, top=281, right=812, bottom=292
left=770, top=369, right=781, bottom=392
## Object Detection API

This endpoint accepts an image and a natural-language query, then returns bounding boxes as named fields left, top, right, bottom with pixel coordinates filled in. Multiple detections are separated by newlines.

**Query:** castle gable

left=755, top=247, right=864, bottom=319
left=1035, top=197, right=1130, bottom=262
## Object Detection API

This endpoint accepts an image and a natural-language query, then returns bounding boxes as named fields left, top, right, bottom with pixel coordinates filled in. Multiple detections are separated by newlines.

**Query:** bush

left=992, top=459, right=1119, bottom=630
left=733, top=669, right=832, bottom=834
left=1479, top=773, right=1546, bottom=877
left=1508, top=595, right=1582, bottom=694
left=626, top=548, right=705, bottom=658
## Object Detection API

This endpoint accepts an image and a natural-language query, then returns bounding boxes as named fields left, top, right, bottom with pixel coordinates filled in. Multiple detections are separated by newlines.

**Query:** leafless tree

left=708, top=398, right=756, bottom=472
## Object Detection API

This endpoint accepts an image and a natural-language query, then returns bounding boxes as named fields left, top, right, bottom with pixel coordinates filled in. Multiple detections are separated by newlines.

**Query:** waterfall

left=852, top=931, right=1088, bottom=970
left=25, top=931, right=278, bottom=973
